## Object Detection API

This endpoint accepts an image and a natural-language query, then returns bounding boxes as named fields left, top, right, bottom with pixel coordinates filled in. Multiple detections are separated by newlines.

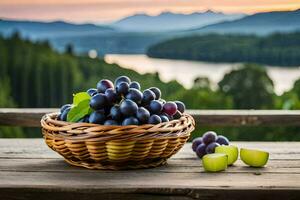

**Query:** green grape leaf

left=73, top=92, right=90, bottom=106
left=67, top=99, right=91, bottom=122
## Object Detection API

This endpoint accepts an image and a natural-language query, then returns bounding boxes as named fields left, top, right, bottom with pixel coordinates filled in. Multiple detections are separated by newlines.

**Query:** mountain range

left=188, top=9, right=300, bottom=35
left=112, top=10, right=245, bottom=32
left=1, top=9, right=300, bottom=54
left=0, top=19, right=114, bottom=39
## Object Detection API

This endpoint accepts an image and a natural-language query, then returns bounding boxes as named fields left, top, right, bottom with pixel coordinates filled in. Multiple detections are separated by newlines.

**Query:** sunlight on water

left=105, top=54, right=300, bottom=95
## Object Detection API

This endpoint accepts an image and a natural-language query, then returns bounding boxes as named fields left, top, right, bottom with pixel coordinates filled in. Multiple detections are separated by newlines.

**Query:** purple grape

left=148, top=114, right=161, bottom=124
left=202, top=131, right=217, bottom=145
left=163, top=102, right=177, bottom=116
left=115, top=76, right=131, bottom=86
left=60, top=106, right=71, bottom=121
left=105, top=88, right=118, bottom=104
left=86, top=88, right=97, bottom=97
left=120, top=99, right=138, bottom=116
left=126, top=88, right=143, bottom=104
left=173, top=111, right=182, bottom=119
left=129, top=81, right=141, bottom=90
left=103, top=106, right=111, bottom=116
left=110, top=105, right=122, bottom=121
left=89, top=110, right=106, bottom=124
left=116, top=82, right=129, bottom=95
left=89, top=93, right=108, bottom=110
left=149, top=87, right=161, bottom=100
left=160, top=115, right=169, bottom=122
left=205, top=142, right=220, bottom=154
left=60, top=104, right=72, bottom=113
left=122, top=117, right=139, bottom=126
left=149, top=100, right=163, bottom=114
left=216, top=135, right=230, bottom=145
left=175, top=101, right=185, bottom=113
left=192, top=137, right=203, bottom=152
left=142, top=89, right=156, bottom=105
left=104, top=119, right=119, bottom=126
left=164, top=113, right=173, bottom=121
left=136, top=107, right=150, bottom=123
left=78, top=115, right=90, bottom=123
left=97, top=79, right=114, bottom=93
left=196, top=144, right=207, bottom=158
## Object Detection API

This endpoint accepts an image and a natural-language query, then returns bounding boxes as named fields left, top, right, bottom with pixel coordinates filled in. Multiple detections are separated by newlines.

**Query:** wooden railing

left=1, top=108, right=300, bottom=127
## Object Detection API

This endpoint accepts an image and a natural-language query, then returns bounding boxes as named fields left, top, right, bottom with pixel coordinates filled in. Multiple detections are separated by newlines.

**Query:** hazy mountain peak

left=112, top=11, right=245, bottom=32
left=188, top=8, right=300, bottom=35
left=131, top=13, right=149, bottom=17
left=204, top=9, right=216, bottom=14
left=159, top=11, right=174, bottom=16
left=0, top=18, right=114, bottom=39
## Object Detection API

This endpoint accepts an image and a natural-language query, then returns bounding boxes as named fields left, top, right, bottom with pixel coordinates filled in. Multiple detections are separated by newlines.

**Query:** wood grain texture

left=0, top=139, right=300, bottom=200
left=2, top=109, right=300, bottom=127
left=0, top=108, right=57, bottom=127
left=189, top=109, right=300, bottom=126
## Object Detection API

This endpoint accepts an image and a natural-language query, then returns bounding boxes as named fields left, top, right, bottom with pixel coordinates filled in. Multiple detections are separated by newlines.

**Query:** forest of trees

left=1, top=33, right=300, bottom=140
left=0, top=33, right=183, bottom=108
left=147, top=32, right=300, bottom=66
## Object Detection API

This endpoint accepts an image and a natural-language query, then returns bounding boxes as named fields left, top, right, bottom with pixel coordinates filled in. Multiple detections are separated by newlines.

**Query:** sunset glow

left=1, top=0, right=300, bottom=23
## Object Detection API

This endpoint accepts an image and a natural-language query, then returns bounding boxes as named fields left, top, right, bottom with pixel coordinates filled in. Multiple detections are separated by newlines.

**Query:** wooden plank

left=1, top=158, right=300, bottom=174
left=1, top=171, right=300, bottom=200
left=1, top=139, right=300, bottom=160
left=0, top=187, right=299, bottom=200
left=0, top=139, right=300, bottom=200
left=1, top=170, right=300, bottom=190
left=1, top=109, right=300, bottom=127
left=0, top=108, right=57, bottom=127
left=0, top=140, right=299, bottom=173
left=189, top=109, right=300, bottom=126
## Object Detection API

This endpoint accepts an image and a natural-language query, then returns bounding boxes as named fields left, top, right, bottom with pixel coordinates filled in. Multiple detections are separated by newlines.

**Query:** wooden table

left=0, top=139, right=300, bottom=200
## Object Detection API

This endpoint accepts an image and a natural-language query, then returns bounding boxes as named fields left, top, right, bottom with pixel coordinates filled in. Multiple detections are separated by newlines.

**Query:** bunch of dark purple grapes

left=192, top=131, right=230, bottom=158
left=58, top=76, right=185, bottom=126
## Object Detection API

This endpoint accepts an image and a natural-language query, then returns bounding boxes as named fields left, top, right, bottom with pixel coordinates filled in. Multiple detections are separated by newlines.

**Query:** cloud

left=0, top=0, right=299, bottom=22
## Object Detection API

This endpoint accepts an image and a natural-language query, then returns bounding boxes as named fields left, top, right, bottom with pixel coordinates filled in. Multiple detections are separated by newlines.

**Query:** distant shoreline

left=105, top=54, right=300, bottom=95
left=146, top=33, right=300, bottom=67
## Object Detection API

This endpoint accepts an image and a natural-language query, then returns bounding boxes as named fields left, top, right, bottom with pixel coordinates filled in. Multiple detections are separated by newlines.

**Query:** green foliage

left=193, top=77, right=211, bottom=89
left=0, top=77, right=23, bottom=137
left=65, top=43, right=74, bottom=55
left=0, top=33, right=82, bottom=108
left=218, top=64, right=275, bottom=109
left=291, top=79, right=300, bottom=99
left=174, top=88, right=233, bottom=109
left=1, top=33, right=300, bottom=141
left=147, top=32, right=300, bottom=66
left=276, top=79, right=300, bottom=109
left=0, top=78, right=15, bottom=108
left=67, top=92, right=92, bottom=122
left=0, top=34, right=184, bottom=109
left=73, top=92, right=90, bottom=106
left=67, top=99, right=91, bottom=122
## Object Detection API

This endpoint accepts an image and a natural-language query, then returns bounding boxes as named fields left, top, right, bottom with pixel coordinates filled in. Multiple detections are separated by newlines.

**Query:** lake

left=105, top=54, right=300, bottom=95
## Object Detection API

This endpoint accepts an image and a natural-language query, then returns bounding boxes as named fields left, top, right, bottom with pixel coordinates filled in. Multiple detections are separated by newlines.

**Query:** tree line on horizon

left=147, top=32, right=300, bottom=66
left=1, top=33, right=300, bottom=140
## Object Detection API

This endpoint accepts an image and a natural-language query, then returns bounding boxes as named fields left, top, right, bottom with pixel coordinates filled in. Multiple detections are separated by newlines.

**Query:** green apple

left=202, top=153, right=228, bottom=172
left=215, top=145, right=239, bottom=165
left=240, top=148, right=269, bottom=167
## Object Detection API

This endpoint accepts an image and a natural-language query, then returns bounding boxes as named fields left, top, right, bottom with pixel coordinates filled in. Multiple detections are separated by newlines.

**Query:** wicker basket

left=41, top=113, right=195, bottom=170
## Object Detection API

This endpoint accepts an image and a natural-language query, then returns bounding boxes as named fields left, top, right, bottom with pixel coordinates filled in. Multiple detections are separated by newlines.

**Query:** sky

left=0, top=0, right=300, bottom=23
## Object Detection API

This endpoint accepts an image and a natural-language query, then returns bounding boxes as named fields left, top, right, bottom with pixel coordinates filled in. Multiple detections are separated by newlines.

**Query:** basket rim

left=41, top=112, right=194, bottom=127
left=41, top=112, right=195, bottom=138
